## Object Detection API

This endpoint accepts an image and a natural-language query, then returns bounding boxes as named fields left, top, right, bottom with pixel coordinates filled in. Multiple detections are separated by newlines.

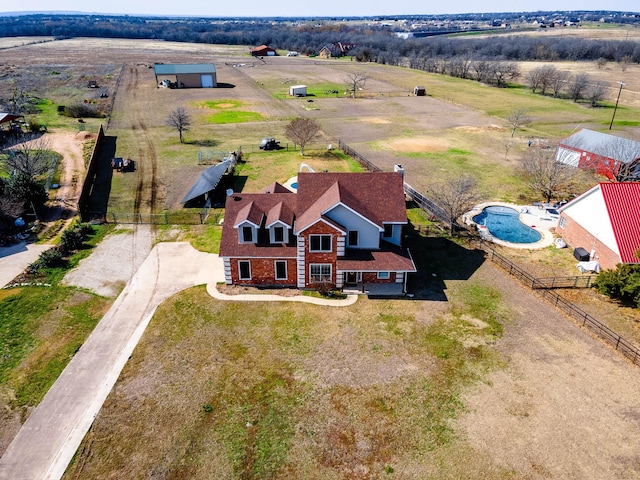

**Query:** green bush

left=593, top=264, right=640, bottom=308
left=59, top=229, right=84, bottom=254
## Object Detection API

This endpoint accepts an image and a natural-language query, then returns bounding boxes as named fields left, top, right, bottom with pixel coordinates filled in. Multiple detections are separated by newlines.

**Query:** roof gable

left=559, top=129, right=640, bottom=164
left=600, top=182, right=640, bottom=263
left=233, top=200, right=263, bottom=228
left=295, top=172, right=406, bottom=232
left=266, top=201, right=294, bottom=228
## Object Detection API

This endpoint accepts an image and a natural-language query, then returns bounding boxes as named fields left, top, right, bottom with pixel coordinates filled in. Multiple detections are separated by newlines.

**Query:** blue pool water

left=291, top=182, right=298, bottom=189
left=472, top=206, right=541, bottom=244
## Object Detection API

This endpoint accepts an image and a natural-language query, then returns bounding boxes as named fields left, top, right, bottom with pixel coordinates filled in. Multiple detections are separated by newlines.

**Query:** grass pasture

left=64, top=272, right=510, bottom=479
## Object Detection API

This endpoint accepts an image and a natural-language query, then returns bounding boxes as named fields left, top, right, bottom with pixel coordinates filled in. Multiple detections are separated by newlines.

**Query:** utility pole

left=609, top=81, right=625, bottom=130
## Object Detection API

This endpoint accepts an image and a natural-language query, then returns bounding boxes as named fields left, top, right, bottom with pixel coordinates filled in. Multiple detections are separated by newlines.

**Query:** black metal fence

left=532, top=276, right=597, bottom=289
left=484, top=246, right=640, bottom=366
left=335, top=141, right=640, bottom=367
left=96, top=211, right=222, bottom=225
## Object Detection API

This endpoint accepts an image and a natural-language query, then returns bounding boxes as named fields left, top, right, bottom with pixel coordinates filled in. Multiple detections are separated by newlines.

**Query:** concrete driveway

left=0, top=242, right=51, bottom=288
left=0, top=242, right=221, bottom=480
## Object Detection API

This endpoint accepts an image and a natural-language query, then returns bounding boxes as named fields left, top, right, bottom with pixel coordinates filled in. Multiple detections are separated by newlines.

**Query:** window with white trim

left=310, top=264, right=332, bottom=283
left=241, top=226, right=253, bottom=243
left=309, top=234, right=332, bottom=252
left=238, top=260, right=251, bottom=280
left=377, top=271, right=390, bottom=279
left=275, top=260, right=287, bottom=280
left=273, top=225, right=285, bottom=243
left=559, top=217, right=566, bottom=229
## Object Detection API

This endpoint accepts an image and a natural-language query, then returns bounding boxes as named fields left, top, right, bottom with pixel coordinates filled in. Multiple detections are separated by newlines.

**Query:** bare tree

left=429, top=174, right=482, bottom=235
left=520, top=147, right=583, bottom=203
left=585, top=80, right=609, bottom=107
left=596, top=135, right=640, bottom=182
left=550, top=70, right=570, bottom=98
left=526, top=67, right=543, bottom=93
left=284, top=117, right=321, bottom=156
left=3, top=134, right=52, bottom=177
left=0, top=195, right=24, bottom=230
left=503, top=136, right=515, bottom=160
left=568, top=73, right=590, bottom=102
left=166, top=107, right=191, bottom=143
left=506, top=109, right=532, bottom=137
left=344, top=71, right=367, bottom=98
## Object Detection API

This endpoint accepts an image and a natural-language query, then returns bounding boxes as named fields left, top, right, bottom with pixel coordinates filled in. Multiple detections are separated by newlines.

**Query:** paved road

left=0, top=242, right=51, bottom=288
left=0, top=242, right=220, bottom=480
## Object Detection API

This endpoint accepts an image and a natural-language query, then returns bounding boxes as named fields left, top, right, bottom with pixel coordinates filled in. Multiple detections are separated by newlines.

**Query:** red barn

left=556, top=129, right=640, bottom=181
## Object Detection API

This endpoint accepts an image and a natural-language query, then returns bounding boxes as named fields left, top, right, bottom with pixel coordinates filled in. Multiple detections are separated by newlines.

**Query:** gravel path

left=62, top=225, right=155, bottom=297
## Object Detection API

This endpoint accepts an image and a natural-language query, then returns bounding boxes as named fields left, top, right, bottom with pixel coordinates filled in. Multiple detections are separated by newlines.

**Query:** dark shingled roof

left=180, top=159, right=231, bottom=204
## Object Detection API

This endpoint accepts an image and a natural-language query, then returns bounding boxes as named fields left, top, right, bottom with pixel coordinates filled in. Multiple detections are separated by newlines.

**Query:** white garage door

left=200, top=74, right=214, bottom=88
left=556, top=147, right=580, bottom=166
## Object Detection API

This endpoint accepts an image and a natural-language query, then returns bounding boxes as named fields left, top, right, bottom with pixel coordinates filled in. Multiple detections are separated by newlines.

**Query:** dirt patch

left=360, top=117, right=391, bottom=124
left=209, top=102, right=237, bottom=109
left=455, top=124, right=506, bottom=133
left=305, top=326, right=422, bottom=387
left=385, top=136, right=449, bottom=153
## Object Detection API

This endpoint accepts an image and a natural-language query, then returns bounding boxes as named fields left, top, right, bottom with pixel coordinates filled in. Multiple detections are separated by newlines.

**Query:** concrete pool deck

left=466, top=202, right=556, bottom=249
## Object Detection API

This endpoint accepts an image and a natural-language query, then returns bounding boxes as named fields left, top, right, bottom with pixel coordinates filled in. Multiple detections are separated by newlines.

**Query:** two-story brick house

left=219, top=171, right=416, bottom=293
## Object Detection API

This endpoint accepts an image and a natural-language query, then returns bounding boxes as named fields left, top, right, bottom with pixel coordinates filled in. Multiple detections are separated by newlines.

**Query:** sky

left=2, top=1, right=638, bottom=18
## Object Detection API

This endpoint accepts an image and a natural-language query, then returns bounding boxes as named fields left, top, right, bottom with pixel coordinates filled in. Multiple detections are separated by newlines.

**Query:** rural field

left=1, top=33, right=640, bottom=479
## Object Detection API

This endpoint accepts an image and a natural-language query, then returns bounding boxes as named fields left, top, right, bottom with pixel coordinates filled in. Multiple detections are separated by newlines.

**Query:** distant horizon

left=0, top=1, right=638, bottom=19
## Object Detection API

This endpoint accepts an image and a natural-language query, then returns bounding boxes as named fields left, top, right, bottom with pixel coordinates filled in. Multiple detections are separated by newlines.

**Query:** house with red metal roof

left=557, top=182, right=640, bottom=270
left=219, top=171, right=416, bottom=294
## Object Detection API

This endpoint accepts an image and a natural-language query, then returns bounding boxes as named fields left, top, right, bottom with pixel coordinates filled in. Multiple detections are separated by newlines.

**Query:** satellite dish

left=226, top=188, right=234, bottom=197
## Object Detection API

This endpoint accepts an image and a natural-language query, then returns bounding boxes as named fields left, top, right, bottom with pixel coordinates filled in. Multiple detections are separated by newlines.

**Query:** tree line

left=1, top=14, right=640, bottom=65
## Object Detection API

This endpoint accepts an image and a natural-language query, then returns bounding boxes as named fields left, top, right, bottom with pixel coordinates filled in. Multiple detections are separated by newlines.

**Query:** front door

left=345, top=272, right=360, bottom=286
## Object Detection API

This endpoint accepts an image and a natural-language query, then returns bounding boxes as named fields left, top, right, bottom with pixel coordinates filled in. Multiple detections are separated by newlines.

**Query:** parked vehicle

left=259, top=137, right=281, bottom=150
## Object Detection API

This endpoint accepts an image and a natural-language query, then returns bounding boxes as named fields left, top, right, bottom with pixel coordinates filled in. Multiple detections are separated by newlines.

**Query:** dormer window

left=242, top=225, right=254, bottom=243
left=274, top=225, right=285, bottom=243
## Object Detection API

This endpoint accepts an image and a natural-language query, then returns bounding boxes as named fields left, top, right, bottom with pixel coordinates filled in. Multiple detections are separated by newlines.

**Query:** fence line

left=336, top=141, right=640, bottom=367
left=531, top=276, right=597, bottom=289
left=484, top=246, right=640, bottom=366
left=85, top=211, right=221, bottom=225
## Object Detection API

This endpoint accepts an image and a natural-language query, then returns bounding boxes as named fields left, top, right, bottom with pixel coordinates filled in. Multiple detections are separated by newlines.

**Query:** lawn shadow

left=184, top=139, right=220, bottom=147
left=406, top=230, right=486, bottom=301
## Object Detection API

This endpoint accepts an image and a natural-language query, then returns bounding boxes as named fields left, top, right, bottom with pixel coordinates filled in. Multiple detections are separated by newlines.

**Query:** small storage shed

left=289, top=85, right=307, bottom=97
left=413, top=86, right=426, bottom=96
left=153, top=64, right=217, bottom=88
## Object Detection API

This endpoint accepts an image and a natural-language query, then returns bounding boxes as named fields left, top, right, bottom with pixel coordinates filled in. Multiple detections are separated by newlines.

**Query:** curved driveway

left=0, top=242, right=355, bottom=479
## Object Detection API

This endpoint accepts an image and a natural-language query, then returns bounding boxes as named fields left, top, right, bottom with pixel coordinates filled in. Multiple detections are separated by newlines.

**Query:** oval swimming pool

left=472, top=205, right=541, bottom=244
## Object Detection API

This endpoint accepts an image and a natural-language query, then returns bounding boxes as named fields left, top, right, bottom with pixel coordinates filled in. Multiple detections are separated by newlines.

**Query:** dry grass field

left=2, top=34, right=640, bottom=479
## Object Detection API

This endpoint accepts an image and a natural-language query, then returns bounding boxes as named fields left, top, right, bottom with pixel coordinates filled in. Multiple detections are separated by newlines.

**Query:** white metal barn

left=153, top=64, right=217, bottom=88
left=289, top=85, right=307, bottom=97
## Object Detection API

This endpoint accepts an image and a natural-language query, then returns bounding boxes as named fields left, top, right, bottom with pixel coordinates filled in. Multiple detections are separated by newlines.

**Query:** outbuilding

left=250, top=45, right=277, bottom=57
left=556, top=129, right=640, bottom=180
left=289, top=85, right=307, bottom=97
left=413, top=86, right=426, bottom=96
left=153, top=63, right=217, bottom=88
